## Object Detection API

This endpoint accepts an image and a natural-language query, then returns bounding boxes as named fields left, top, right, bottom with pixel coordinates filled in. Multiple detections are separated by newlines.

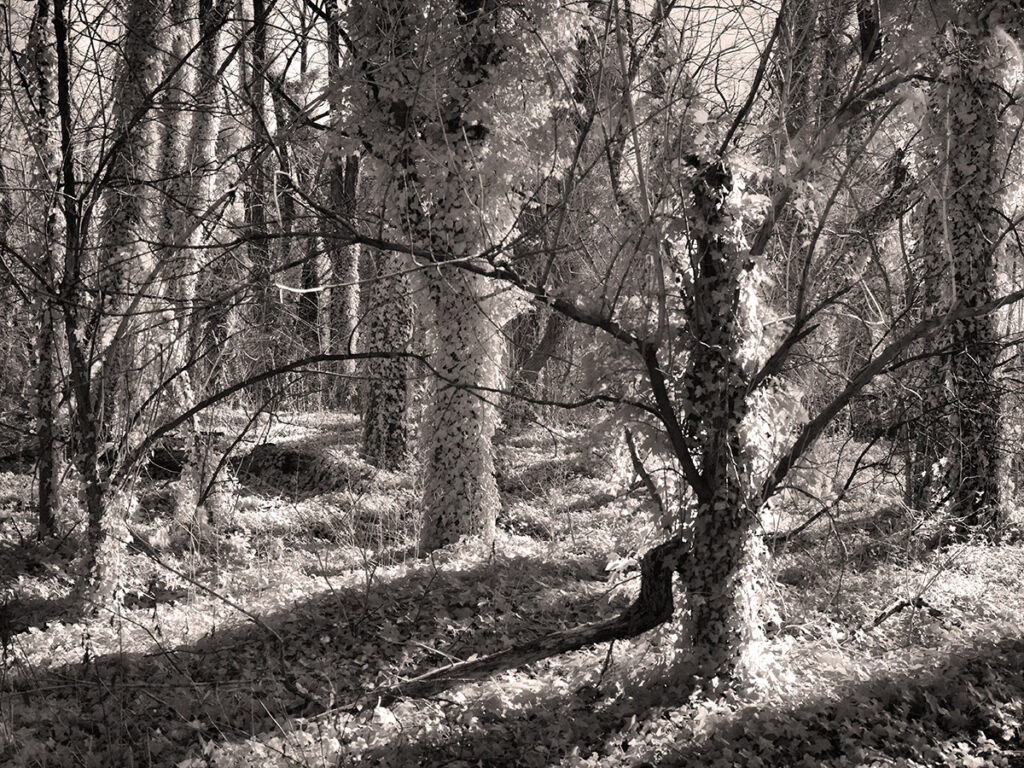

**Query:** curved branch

left=114, top=351, right=422, bottom=484
left=761, top=285, right=1024, bottom=502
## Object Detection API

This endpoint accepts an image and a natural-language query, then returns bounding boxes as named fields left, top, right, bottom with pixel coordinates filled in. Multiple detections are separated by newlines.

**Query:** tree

left=932, top=12, right=1015, bottom=534
left=23, top=0, right=63, bottom=537
left=345, top=0, right=574, bottom=551
left=361, top=248, right=413, bottom=469
left=335, top=0, right=1024, bottom=691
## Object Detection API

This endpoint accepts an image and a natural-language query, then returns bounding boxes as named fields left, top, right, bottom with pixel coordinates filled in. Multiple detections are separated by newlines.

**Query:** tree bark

left=24, top=0, right=63, bottom=537
left=94, top=0, right=169, bottom=448
left=361, top=249, right=413, bottom=469
left=937, top=21, right=1011, bottom=534
left=324, top=0, right=361, bottom=408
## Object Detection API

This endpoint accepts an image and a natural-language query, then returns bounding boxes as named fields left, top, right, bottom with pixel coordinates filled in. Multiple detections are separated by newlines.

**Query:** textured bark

left=676, top=162, right=763, bottom=678
left=159, top=0, right=231, bottom=524
left=418, top=269, right=503, bottom=551
left=95, top=0, right=169, bottom=443
left=245, top=0, right=277, bottom=399
left=361, top=249, right=413, bottom=469
left=348, top=0, right=517, bottom=551
left=939, top=24, right=1011, bottom=534
left=325, top=0, right=361, bottom=407
left=903, top=192, right=950, bottom=510
left=326, top=155, right=360, bottom=406
left=86, top=0, right=168, bottom=588
left=25, top=0, right=63, bottom=537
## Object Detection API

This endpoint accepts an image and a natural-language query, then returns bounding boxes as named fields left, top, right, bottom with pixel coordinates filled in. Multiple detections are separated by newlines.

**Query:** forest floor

left=2, top=412, right=1024, bottom=767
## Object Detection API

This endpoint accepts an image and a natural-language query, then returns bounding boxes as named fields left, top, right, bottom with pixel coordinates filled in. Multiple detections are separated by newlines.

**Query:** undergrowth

left=2, top=415, right=1023, bottom=767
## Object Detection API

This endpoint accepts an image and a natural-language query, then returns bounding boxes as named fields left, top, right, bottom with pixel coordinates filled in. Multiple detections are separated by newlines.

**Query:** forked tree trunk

left=348, top=0, right=511, bottom=551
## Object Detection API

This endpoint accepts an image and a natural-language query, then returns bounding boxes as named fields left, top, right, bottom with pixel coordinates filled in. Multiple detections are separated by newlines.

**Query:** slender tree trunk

left=156, top=0, right=202, bottom=523
left=86, top=0, right=168, bottom=588
left=244, top=0, right=276, bottom=401
left=49, top=0, right=107, bottom=592
left=326, top=155, right=361, bottom=407
left=324, top=0, right=361, bottom=408
left=95, top=0, right=169, bottom=449
left=25, top=0, right=63, bottom=538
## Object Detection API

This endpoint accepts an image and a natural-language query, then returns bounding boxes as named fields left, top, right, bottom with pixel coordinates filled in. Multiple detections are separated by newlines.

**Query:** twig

left=624, top=428, right=665, bottom=518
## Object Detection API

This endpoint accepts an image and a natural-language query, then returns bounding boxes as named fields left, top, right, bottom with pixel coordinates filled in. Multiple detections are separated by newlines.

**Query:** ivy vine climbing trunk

left=361, top=248, right=413, bottom=469
left=674, top=161, right=764, bottom=679
left=417, top=268, right=504, bottom=551
left=346, top=0, right=571, bottom=551
left=24, top=0, right=63, bottom=538
left=933, top=17, right=1013, bottom=534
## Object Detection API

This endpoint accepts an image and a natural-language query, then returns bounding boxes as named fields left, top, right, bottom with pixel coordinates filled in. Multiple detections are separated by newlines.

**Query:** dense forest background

left=3, top=0, right=1024, bottom=765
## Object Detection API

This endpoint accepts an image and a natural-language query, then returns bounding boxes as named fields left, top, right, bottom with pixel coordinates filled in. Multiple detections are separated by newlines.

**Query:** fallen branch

left=318, top=537, right=684, bottom=713
left=856, top=596, right=943, bottom=635
left=624, top=428, right=665, bottom=518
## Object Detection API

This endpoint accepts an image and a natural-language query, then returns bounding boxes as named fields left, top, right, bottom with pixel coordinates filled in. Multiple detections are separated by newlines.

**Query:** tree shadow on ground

left=353, top=636, right=1024, bottom=768
left=3, top=549, right=610, bottom=767
left=496, top=450, right=605, bottom=497
left=231, top=441, right=381, bottom=500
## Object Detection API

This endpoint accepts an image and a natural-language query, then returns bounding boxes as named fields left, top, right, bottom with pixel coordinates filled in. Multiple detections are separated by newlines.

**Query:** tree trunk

left=676, top=161, right=764, bottom=680
left=361, top=248, right=413, bottom=469
left=324, top=0, right=360, bottom=409
left=326, top=155, right=361, bottom=408
left=86, top=0, right=168, bottom=589
left=244, top=0, right=276, bottom=402
left=937, top=22, right=1011, bottom=534
left=418, top=269, right=503, bottom=551
left=24, top=0, right=64, bottom=537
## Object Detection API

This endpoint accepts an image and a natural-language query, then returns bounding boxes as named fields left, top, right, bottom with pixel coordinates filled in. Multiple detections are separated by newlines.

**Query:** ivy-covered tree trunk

left=903, top=191, right=950, bottom=511
left=361, top=249, right=413, bottom=469
left=24, top=0, right=63, bottom=537
left=676, top=162, right=764, bottom=678
left=348, top=0, right=570, bottom=550
left=418, top=268, right=503, bottom=550
left=935, top=22, right=1012, bottom=534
